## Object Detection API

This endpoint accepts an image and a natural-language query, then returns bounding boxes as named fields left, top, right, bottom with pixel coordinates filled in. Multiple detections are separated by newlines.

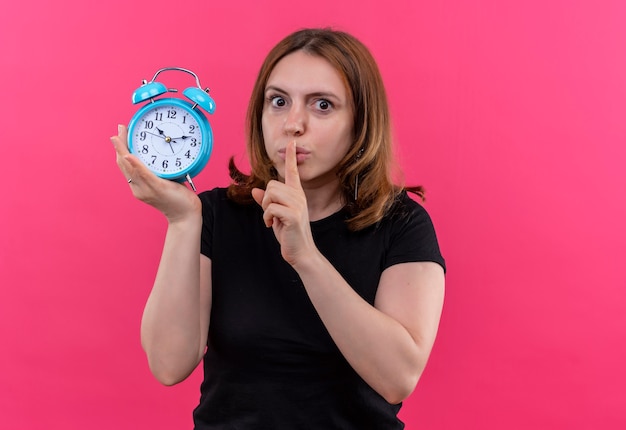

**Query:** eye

left=315, top=99, right=332, bottom=111
left=269, top=96, right=286, bottom=108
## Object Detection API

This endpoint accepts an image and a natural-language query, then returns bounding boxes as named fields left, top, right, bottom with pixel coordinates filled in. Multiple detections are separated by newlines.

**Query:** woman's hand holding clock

left=111, top=124, right=201, bottom=223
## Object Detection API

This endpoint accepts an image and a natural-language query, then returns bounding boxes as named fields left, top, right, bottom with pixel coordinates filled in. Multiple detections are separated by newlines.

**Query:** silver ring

left=127, top=178, right=133, bottom=184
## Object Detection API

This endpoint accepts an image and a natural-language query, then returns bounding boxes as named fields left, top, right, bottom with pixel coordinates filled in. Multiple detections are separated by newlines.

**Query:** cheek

left=260, top=114, right=280, bottom=165
left=261, top=114, right=277, bottom=143
left=260, top=116, right=271, bottom=150
left=329, top=121, right=354, bottom=152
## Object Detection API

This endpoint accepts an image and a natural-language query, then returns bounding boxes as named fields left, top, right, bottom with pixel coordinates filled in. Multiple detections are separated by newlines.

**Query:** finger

left=111, top=124, right=155, bottom=185
left=251, top=188, right=265, bottom=207
left=252, top=188, right=277, bottom=227
left=284, top=140, right=301, bottom=189
left=123, top=153, right=145, bottom=172
left=111, top=126, right=134, bottom=182
left=110, top=124, right=130, bottom=157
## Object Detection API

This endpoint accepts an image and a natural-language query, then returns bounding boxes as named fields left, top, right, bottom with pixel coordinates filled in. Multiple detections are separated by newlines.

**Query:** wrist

left=164, top=193, right=202, bottom=225
left=291, top=247, right=327, bottom=275
left=166, top=205, right=202, bottom=226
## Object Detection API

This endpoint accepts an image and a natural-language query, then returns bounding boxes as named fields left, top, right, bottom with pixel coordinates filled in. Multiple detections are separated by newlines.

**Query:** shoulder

left=385, top=190, right=433, bottom=225
left=198, top=187, right=228, bottom=206
left=199, top=186, right=261, bottom=223
left=198, top=187, right=248, bottom=212
left=198, top=187, right=231, bottom=225
left=199, top=187, right=263, bottom=258
left=381, top=190, right=446, bottom=272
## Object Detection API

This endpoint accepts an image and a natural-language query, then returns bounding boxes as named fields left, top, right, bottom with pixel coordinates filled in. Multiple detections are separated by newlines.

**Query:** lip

left=277, top=147, right=311, bottom=163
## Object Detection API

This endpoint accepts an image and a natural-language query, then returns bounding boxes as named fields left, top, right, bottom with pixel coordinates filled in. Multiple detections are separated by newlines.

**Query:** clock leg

left=186, top=174, right=197, bottom=192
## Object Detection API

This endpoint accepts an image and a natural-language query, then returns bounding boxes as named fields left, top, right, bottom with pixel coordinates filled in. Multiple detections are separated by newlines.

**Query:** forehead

left=266, top=50, right=348, bottom=97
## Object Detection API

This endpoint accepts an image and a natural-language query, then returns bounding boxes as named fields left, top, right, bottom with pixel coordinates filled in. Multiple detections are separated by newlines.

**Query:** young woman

left=112, top=28, right=445, bottom=429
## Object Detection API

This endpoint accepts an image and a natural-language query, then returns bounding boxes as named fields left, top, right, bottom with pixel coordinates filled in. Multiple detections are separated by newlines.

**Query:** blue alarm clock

left=128, top=67, right=215, bottom=191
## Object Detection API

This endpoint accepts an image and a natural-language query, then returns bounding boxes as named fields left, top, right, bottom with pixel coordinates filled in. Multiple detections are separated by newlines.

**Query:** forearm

left=140, top=213, right=206, bottom=385
left=294, top=253, right=428, bottom=404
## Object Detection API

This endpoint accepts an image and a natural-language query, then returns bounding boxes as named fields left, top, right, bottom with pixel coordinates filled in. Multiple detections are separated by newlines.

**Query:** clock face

left=129, top=101, right=205, bottom=177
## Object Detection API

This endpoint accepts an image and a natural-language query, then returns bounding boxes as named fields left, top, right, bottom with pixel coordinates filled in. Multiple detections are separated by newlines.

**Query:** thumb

left=251, top=188, right=265, bottom=206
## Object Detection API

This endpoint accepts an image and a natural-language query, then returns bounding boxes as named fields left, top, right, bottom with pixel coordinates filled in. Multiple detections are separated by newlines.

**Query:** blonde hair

left=227, top=28, right=423, bottom=231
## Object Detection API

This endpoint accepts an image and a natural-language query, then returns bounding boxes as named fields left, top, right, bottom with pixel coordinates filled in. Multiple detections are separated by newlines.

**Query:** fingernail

left=118, top=124, right=124, bottom=134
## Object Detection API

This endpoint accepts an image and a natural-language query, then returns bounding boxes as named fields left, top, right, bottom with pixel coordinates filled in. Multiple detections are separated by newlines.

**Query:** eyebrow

left=264, top=85, right=342, bottom=101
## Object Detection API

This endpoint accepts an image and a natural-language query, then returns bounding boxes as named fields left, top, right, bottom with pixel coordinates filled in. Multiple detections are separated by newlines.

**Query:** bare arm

left=111, top=125, right=211, bottom=385
left=294, top=257, right=444, bottom=404
left=140, top=224, right=212, bottom=385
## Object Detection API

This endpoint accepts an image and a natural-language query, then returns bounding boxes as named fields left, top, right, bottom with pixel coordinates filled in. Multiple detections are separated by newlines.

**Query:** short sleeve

left=383, top=193, right=446, bottom=273
left=199, top=188, right=220, bottom=259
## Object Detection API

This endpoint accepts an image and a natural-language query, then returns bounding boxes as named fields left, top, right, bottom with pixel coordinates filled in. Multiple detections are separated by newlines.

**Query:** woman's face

left=261, top=50, right=354, bottom=187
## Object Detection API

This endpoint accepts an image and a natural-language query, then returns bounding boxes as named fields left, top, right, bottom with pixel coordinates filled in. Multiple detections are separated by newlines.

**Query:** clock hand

left=156, top=128, right=175, bottom=153
left=144, top=131, right=166, bottom=140
left=157, top=127, right=175, bottom=152
left=163, top=134, right=177, bottom=153
left=170, top=135, right=190, bottom=143
left=144, top=130, right=175, bottom=153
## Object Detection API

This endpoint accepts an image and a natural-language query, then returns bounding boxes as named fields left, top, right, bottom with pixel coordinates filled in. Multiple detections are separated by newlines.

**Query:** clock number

left=139, top=131, right=147, bottom=141
left=167, top=110, right=177, bottom=119
left=142, top=145, right=149, bottom=154
left=189, top=125, right=196, bottom=134
left=182, top=115, right=187, bottom=124
left=154, top=112, right=163, bottom=121
left=190, top=138, right=197, bottom=147
left=162, top=160, right=169, bottom=169
left=184, top=150, right=191, bottom=158
left=151, top=156, right=157, bottom=165
left=144, top=120, right=154, bottom=129
left=176, top=158, right=182, bottom=167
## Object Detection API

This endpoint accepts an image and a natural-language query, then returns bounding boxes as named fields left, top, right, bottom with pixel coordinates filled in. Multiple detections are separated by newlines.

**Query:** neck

left=303, top=182, right=345, bottom=222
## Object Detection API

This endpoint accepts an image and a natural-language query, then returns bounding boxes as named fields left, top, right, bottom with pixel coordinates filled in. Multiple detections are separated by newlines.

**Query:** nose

left=283, top=104, right=305, bottom=136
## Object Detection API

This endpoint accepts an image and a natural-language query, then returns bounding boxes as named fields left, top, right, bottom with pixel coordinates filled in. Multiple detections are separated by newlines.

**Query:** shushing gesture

left=252, top=140, right=317, bottom=267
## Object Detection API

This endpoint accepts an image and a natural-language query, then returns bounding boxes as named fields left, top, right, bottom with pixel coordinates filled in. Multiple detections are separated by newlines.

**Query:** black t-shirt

left=194, top=188, right=445, bottom=429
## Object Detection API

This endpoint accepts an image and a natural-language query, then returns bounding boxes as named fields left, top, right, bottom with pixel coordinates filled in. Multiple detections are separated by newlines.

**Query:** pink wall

left=1, top=1, right=625, bottom=428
